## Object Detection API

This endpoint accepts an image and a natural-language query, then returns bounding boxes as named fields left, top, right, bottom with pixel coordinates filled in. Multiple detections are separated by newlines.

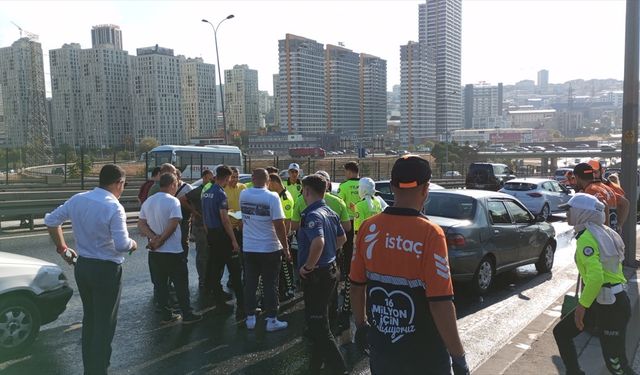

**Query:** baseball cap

left=573, top=163, right=595, bottom=180
left=391, top=155, right=432, bottom=188
left=587, top=159, right=602, bottom=171
left=315, top=170, right=330, bottom=182
left=558, top=193, right=605, bottom=211
left=288, top=163, right=301, bottom=172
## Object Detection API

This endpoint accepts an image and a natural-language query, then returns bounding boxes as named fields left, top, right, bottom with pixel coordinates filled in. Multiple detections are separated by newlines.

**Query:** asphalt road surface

left=0, top=216, right=579, bottom=375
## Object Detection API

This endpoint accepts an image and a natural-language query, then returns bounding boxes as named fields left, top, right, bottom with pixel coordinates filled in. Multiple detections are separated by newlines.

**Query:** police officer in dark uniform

left=298, top=174, right=348, bottom=375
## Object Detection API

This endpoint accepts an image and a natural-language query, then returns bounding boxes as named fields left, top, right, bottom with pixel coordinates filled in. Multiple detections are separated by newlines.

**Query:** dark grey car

left=423, top=190, right=556, bottom=294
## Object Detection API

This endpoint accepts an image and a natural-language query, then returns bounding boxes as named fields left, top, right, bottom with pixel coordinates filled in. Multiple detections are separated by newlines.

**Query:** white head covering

left=358, top=177, right=376, bottom=211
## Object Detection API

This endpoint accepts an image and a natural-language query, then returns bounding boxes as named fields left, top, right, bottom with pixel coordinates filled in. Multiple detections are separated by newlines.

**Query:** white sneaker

left=246, top=315, right=256, bottom=330
left=265, top=317, right=288, bottom=332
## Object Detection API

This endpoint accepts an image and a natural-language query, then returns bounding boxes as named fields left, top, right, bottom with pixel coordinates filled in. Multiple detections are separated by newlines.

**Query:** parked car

left=554, top=167, right=574, bottom=184
left=444, top=170, right=462, bottom=177
left=0, top=252, right=73, bottom=356
left=384, top=150, right=398, bottom=155
left=465, top=163, right=516, bottom=191
left=499, top=178, right=572, bottom=221
left=375, top=180, right=444, bottom=206
left=423, top=190, right=556, bottom=294
left=600, top=144, right=616, bottom=152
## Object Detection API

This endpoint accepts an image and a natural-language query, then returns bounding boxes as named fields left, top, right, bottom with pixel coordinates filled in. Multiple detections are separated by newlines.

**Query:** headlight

left=33, top=265, right=66, bottom=292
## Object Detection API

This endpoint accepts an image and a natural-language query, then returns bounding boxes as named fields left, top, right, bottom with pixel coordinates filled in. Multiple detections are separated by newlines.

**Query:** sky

left=0, top=0, right=628, bottom=96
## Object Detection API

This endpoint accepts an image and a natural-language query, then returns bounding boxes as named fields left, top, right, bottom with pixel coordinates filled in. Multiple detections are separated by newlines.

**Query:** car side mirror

left=535, top=215, right=545, bottom=223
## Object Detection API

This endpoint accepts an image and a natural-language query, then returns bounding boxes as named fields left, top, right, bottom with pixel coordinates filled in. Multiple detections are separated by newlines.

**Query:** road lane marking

left=126, top=338, right=209, bottom=373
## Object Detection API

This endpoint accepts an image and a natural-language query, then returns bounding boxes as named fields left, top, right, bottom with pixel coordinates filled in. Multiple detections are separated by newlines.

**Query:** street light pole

left=203, top=15, right=234, bottom=145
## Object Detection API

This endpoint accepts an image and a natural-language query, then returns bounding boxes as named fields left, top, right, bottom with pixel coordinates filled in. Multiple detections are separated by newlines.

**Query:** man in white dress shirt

left=45, top=164, right=137, bottom=375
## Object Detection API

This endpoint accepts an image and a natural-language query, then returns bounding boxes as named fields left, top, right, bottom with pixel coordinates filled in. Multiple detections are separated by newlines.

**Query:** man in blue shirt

left=45, top=164, right=137, bottom=375
left=298, top=174, right=348, bottom=374
left=202, top=165, right=244, bottom=317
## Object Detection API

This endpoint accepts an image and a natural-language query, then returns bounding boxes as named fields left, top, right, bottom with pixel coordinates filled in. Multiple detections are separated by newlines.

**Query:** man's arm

left=273, top=218, right=291, bottom=260
left=341, top=220, right=352, bottom=234
left=220, top=209, right=240, bottom=251
left=291, top=220, right=300, bottom=231
left=615, top=194, right=629, bottom=229
left=137, top=218, right=157, bottom=239
left=179, top=195, right=198, bottom=217
left=429, top=301, right=465, bottom=357
left=351, top=283, right=367, bottom=326
left=299, top=236, right=324, bottom=278
left=336, top=233, right=347, bottom=249
left=148, top=218, right=181, bottom=250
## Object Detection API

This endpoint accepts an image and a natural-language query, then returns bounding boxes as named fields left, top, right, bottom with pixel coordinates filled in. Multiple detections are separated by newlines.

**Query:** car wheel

left=535, top=242, right=555, bottom=273
left=0, top=296, right=41, bottom=357
left=472, top=256, right=495, bottom=295
left=539, top=203, right=550, bottom=221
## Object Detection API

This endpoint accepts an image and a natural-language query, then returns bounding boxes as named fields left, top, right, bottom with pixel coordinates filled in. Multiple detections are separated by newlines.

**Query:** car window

left=541, top=182, right=555, bottom=192
left=504, top=200, right=533, bottom=224
left=376, top=183, right=391, bottom=195
left=503, top=182, right=536, bottom=191
left=487, top=201, right=511, bottom=224
left=424, top=193, right=476, bottom=220
left=551, top=181, right=564, bottom=192
left=493, top=165, right=506, bottom=175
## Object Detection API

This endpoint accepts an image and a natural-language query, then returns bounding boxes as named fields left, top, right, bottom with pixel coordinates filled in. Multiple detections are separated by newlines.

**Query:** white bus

left=147, top=145, right=244, bottom=180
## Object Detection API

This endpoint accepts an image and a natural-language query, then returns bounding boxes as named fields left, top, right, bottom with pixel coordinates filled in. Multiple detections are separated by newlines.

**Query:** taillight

left=447, top=234, right=466, bottom=247
left=527, top=192, right=543, bottom=197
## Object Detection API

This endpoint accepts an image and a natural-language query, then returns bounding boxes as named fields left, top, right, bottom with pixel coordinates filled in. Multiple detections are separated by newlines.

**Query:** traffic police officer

left=350, top=155, right=469, bottom=375
left=554, top=193, right=635, bottom=375
left=298, top=174, right=348, bottom=374
left=337, top=161, right=361, bottom=329
left=283, top=163, right=303, bottom=202
left=354, top=177, right=388, bottom=234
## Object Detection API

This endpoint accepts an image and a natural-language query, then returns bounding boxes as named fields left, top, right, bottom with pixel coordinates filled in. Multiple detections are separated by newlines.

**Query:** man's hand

left=148, top=236, right=162, bottom=251
left=355, top=323, right=370, bottom=356
left=282, top=247, right=292, bottom=262
left=575, top=304, right=586, bottom=331
left=299, top=264, right=313, bottom=279
left=128, top=240, right=138, bottom=255
left=451, top=354, right=470, bottom=375
left=58, top=247, right=77, bottom=265
left=231, top=240, right=240, bottom=253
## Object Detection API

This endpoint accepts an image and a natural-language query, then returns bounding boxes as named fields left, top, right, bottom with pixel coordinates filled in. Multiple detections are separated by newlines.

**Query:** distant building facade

left=463, top=82, right=503, bottom=129
left=325, top=44, right=360, bottom=135
left=537, top=69, right=549, bottom=92
left=400, top=41, right=435, bottom=143
left=360, top=54, right=387, bottom=136
left=91, top=24, right=123, bottom=50
left=224, top=64, right=259, bottom=134
left=180, top=56, right=216, bottom=140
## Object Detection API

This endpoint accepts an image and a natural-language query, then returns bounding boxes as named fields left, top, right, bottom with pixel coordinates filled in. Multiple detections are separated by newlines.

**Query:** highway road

left=0, top=217, right=582, bottom=374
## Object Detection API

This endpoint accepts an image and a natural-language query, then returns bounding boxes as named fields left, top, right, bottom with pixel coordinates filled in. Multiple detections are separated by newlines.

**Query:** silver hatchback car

left=499, top=178, right=572, bottom=221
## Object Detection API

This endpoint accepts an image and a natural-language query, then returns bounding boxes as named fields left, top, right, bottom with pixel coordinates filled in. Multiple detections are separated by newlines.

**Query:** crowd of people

left=46, top=155, right=639, bottom=375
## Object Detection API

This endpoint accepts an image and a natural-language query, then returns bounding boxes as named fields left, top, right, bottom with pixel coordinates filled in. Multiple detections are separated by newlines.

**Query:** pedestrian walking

left=240, top=169, right=291, bottom=331
left=45, top=164, right=138, bottom=375
left=138, top=173, right=202, bottom=324
left=350, top=155, right=469, bottom=375
left=573, top=163, right=629, bottom=233
left=553, top=193, right=636, bottom=375
left=337, top=161, right=361, bottom=330
left=185, top=169, right=214, bottom=289
left=297, top=174, right=348, bottom=374
left=138, top=166, right=161, bottom=205
left=268, top=173, right=296, bottom=300
left=202, top=165, right=244, bottom=317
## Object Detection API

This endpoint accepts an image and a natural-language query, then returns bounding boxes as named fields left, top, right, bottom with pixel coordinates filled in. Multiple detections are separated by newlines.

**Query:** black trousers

left=75, top=257, right=122, bottom=375
left=302, top=263, right=346, bottom=374
left=148, top=252, right=192, bottom=314
left=207, top=228, right=244, bottom=307
left=553, top=291, right=634, bottom=375
left=244, top=251, right=281, bottom=317
left=180, top=217, right=190, bottom=258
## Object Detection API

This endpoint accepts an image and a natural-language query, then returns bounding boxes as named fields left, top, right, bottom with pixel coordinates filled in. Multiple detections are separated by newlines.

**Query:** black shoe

left=161, top=311, right=181, bottom=324
left=182, top=312, right=203, bottom=324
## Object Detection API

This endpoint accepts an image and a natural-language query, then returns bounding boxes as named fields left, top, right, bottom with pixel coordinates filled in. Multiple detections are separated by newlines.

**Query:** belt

left=316, top=261, right=337, bottom=269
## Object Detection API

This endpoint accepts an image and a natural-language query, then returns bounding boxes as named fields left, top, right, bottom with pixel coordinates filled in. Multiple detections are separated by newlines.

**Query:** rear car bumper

left=35, top=285, right=73, bottom=324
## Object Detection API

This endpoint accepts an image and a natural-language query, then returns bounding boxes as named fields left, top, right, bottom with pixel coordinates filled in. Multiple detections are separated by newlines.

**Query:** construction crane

left=10, top=21, right=39, bottom=41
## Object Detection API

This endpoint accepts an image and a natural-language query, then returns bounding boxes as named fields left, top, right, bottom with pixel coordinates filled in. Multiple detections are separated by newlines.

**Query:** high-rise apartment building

left=180, top=56, right=216, bottom=140
left=0, top=38, right=51, bottom=158
left=273, top=74, right=280, bottom=129
left=400, top=41, right=435, bottom=143
left=360, top=54, right=387, bottom=136
left=463, top=82, right=503, bottom=129
left=278, top=34, right=325, bottom=133
left=224, top=64, right=259, bottom=134
left=325, top=44, right=360, bottom=135
left=0, top=86, right=5, bottom=145
left=421, top=0, right=462, bottom=137
left=537, top=69, right=549, bottom=92
left=130, top=45, right=184, bottom=144
left=401, top=0, right=461, bottom=145
left=49, top=43, right=83, bottom=147
left=91, top=24, right=123, bottom=50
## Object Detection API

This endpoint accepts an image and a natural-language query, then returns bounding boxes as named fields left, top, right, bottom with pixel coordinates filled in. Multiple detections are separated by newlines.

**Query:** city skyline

left=0, top=0, right=627, bottom=95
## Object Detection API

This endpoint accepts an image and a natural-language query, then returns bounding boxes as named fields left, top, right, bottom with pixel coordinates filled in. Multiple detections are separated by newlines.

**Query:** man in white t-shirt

left=138, top=173, right=202, bottom=324
left=240, top=169, right=291, bottom=332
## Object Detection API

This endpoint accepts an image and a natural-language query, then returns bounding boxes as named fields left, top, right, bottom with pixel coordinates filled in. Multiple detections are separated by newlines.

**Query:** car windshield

left=503, top=182, right=537, bottom=191
left=424, top=193, right=476, bottom=220
left=555, top=170, right=569, bottom=177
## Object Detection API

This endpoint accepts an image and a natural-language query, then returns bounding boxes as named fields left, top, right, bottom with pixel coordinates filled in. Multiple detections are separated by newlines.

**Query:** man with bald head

left=239, top=168, right=291, bottom=331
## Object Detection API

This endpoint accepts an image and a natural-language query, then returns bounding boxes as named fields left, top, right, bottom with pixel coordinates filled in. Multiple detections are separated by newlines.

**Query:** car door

left=551, top=180, right=571, bottom=210
left=486, top=200, right=519, bottom=267
left=503, top=199, right=540, bottom=261
left=541, top=181, right=561, bottom=211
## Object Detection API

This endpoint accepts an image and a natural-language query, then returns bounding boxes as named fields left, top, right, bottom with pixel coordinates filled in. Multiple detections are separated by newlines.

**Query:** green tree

left=138, top=137, right=159, bottom=154
left=68, top=155, right=93, bottom=178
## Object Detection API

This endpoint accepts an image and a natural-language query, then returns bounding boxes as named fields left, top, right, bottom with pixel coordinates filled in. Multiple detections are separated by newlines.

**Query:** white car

left=0, top=252, right=72, bottom=355
left=499, top=178, right=572, bottom=221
